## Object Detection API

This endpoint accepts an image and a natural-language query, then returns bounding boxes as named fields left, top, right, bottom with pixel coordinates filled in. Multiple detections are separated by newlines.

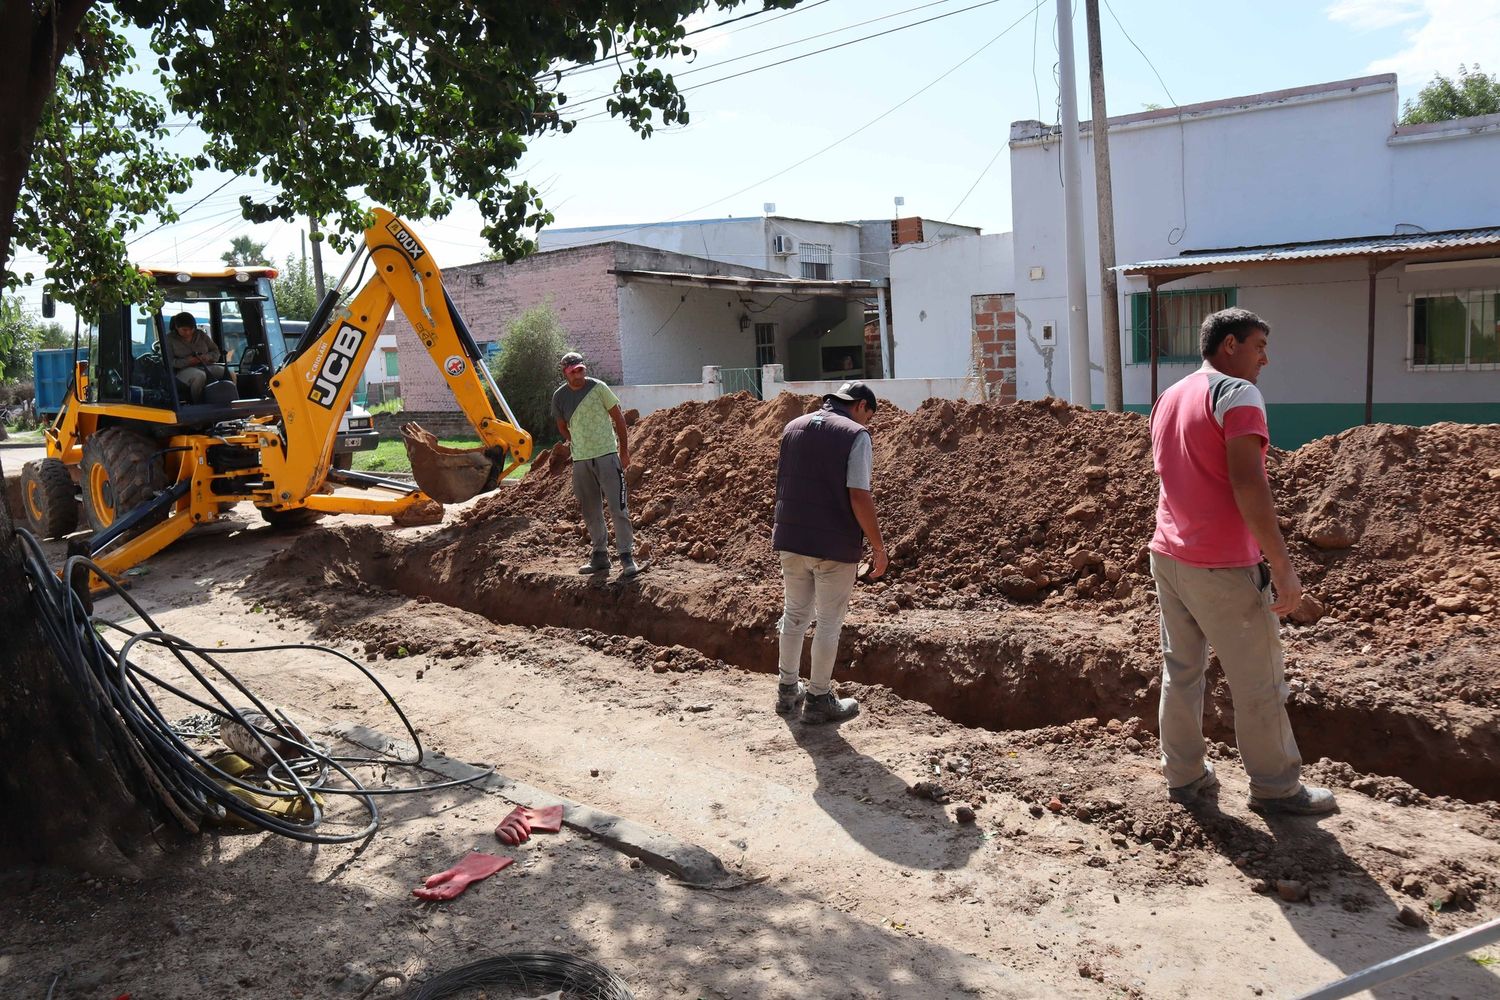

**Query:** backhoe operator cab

left=20, top=208, right=532, bottom=591
left=98, top=269, right=288, bottom=421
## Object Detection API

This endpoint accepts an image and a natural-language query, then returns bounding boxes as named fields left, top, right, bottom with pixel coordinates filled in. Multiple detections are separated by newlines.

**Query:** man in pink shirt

left=1149, top=307, right=1335, bottom=816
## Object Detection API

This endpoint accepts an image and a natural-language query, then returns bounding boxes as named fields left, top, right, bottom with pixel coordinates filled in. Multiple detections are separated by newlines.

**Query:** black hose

left=401, top=952, right=635, bottom=1000
left=15, top=527, right=493, bottom=844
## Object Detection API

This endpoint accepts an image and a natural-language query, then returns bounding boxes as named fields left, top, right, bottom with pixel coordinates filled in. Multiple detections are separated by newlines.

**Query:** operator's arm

left=608, top=404, right=630, bottom=469
left=195, top=331, right=221, bottom=365
left=849, top=489, right=888, bottom=579
left=1227, top=435, right=1301, bottom=615
left=556, top=417, right=570, bottom=445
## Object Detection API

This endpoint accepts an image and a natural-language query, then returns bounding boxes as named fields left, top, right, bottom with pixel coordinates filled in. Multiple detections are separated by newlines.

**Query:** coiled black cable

left=15, top=526, right=492, bottom=844
left=402, top=951, right=635, bottom=1000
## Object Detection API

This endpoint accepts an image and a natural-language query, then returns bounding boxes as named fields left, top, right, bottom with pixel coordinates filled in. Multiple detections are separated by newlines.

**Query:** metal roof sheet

left=1119, top=227, right=1500, bottom=274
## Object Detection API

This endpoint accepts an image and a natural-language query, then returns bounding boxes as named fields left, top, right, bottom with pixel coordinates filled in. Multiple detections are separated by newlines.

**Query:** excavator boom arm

left=264, top=209, right=532, bottom=503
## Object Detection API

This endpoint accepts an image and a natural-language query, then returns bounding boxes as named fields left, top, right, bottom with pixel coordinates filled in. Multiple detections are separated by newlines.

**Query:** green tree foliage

left=221, top=235, right=269, bottom=267
left=274, top=252, right=318, bottom=321
left=0, top=296, right=70, bottom=381
left=5, top=8, right=195, bottom=318
left=1, top=0, right=798, bottom=323
left=1400, top=64, right=1500, bottom=124
left=489, top=302, right=570, bottom=446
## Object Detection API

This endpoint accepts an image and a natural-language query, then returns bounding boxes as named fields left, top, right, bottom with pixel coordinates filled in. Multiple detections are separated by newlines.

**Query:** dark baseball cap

left=823, top=380, right=877, bottom=408
left=560, top=351, right=586, bottom=372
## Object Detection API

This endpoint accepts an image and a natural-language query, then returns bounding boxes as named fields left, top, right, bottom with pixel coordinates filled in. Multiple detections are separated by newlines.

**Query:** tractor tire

left=20, top=458, right=79, bottom=538
left=80, top=428, right=166, bottom=534
left=257, top=506, right=325, bottom=530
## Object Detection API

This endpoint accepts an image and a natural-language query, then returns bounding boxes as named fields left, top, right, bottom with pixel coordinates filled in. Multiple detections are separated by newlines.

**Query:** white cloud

left=1330, top=0, right=1500, bottom=84
left=1326, top=0, right=1424, bottom=32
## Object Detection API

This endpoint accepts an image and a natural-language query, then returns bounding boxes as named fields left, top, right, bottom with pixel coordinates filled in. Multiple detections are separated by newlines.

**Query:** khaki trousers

left=777, top=552, right=858, bottom=696
left=1150, top=551, right=1302, bottom=799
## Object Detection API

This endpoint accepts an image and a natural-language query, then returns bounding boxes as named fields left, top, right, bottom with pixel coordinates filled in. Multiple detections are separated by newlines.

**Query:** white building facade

left=890, top=232, right=1016, bottom=383
left=1009, top=73, right=1500, bottom=447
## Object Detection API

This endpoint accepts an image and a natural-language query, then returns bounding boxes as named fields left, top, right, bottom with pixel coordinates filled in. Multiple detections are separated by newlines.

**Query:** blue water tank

left=33, top=348, right=89, bottom=417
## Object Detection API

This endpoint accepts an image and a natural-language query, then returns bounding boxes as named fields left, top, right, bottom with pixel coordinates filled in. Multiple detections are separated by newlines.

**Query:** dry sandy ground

left=1, top=505, right=1498, bottom=999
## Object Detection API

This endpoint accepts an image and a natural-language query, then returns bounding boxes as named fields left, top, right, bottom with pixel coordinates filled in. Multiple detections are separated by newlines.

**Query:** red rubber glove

left=495, top=804, right=564, bottom=845
left=412, top=851, right=513, bottom=901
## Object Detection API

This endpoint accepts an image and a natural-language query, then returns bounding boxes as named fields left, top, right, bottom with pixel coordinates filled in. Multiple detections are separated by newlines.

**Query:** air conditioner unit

left=772, top=234, right=796, bottom=255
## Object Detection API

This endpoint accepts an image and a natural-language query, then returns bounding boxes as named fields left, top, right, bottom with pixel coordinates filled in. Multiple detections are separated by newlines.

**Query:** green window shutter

left=1129, top=293, right=1149, bottom=364
left=384, top=350, right=399, bottom=377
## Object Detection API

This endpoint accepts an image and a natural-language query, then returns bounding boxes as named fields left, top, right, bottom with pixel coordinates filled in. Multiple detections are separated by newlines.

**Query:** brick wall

left=374, top=410, right=476, bottom=439
left=971, top=293, right=1017, bottom=403
left=391, top=243, right=622, bottom=411
left=862, top=318, right=885, bottom=377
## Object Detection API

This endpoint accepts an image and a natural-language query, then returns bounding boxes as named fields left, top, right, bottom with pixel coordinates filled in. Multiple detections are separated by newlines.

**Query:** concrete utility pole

left=1056, top=0, right=1092, bottom=408
left=1086, top=0, right=1123, bottom=411
left=309, top=217, right=327, bottom=299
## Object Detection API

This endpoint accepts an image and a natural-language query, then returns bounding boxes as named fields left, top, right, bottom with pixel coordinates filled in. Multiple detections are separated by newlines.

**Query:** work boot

left=1248, top=785, right=1338, bottom=816
left=618, top=553, right=642, bottom=579
left=775, top=680, right=806, bottom=716
left=802, top=690, right=859, bottom=724
left=577, top=551, right=610, bottom=575
left=1167, top=761, right=1219, bottom=806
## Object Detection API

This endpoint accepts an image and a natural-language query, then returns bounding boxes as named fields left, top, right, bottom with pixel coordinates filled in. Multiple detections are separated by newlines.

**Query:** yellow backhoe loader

left=19, top=208, right=532, bottom=588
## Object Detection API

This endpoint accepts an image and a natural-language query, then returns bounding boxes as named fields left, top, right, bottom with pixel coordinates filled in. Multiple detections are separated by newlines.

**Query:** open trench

left=294, top=527, right=1500, bottom=804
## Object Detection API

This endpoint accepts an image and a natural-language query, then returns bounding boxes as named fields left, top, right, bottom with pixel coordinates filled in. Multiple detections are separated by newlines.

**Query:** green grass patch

left=3, top=425, right=45, bottom=444
left=352, top=435, right=531, bottom=480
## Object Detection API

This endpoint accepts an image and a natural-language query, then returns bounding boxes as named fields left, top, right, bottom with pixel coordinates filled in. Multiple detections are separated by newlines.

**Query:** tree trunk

left=0, top=1, right=174, bottom=875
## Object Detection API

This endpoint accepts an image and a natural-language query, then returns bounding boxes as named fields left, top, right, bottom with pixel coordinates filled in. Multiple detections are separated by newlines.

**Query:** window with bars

left=754, top=322, right=777, bottom=366
left=800, top=242, right=832, bottom=280
left=1411, top=289, right=1500, bottom=369
left=1128, top=287, right=1237, bottom=363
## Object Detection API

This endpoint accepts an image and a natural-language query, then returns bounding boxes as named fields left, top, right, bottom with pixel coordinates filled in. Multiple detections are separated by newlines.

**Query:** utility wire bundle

left=402, top=951, right=635, bottom=1000
left=16, top=527, right=490, bottom=844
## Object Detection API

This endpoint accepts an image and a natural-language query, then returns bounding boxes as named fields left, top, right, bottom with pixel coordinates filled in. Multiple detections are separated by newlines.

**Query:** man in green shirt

left=552, top=351, right=639, bottom=578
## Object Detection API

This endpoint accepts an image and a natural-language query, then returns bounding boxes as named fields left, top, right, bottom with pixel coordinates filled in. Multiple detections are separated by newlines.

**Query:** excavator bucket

left=401, top=422, right=509, bottom=503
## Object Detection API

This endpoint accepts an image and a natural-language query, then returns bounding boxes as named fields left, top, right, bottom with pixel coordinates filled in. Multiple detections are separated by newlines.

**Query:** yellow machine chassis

left=40, top=209, right=532, bottom=590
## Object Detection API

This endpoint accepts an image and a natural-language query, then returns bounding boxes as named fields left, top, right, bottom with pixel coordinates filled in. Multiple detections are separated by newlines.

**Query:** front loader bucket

left=401, top=422, right=508, bottom=503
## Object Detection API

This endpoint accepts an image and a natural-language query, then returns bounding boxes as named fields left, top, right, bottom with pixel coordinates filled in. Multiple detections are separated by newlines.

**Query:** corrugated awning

left=1118, top=226, right=1500, bottom=278
left=608, top=267, right=878, bottom=297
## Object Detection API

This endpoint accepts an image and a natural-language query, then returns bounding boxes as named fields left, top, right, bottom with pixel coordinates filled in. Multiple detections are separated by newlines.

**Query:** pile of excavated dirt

left=254, top=398, right=1500, bottom=801
left=475, top=394, right=1500, bottom=644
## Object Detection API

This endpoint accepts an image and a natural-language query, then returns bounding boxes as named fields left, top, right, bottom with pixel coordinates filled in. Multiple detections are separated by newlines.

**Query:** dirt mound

left=478, top=394, right=1161, bottom=615
left=1273, top=421, right=1500, bottom=641
left=479, top=396, right=1498, bottom=641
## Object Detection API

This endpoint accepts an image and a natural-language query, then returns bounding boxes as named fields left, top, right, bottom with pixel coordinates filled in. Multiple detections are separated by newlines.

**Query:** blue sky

left=12, top=0, right=1500, bottom=323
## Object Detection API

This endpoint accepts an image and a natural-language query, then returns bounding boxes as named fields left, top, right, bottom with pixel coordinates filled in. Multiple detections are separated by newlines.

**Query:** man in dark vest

left=771, top=381, right=888, bottom=723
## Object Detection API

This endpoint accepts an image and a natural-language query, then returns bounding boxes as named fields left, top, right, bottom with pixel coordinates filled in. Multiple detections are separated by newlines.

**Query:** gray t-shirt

left=846, top=433, right=872, bottom=490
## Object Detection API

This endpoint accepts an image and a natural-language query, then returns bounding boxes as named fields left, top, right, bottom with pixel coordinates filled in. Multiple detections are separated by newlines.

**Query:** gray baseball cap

left=823, top=380, right=877, bottom=408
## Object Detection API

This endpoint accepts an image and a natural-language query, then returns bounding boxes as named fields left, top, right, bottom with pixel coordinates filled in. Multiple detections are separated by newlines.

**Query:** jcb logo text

left=309, top=323, right=367, bottom=409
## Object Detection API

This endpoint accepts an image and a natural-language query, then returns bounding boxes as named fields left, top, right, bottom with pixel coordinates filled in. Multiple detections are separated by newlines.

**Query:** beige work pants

left=1150, top=551, right=1302, bottom=800
left=777, top=551, right=858, bottom=696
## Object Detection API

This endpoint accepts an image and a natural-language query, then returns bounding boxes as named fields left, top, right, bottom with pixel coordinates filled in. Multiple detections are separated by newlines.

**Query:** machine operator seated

left=168, top=311, right=228, bottom=404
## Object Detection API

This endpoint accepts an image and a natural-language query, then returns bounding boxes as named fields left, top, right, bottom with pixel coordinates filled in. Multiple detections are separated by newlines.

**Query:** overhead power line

left=127, top=175, right=241, bottom=248
left=944, top=141, right=1009, bottom=222
left=569, top=0, right=1013, bottom=121
left=549, top=0, right=1046, bottom=248
left=542, top=0, right=834, bottom=80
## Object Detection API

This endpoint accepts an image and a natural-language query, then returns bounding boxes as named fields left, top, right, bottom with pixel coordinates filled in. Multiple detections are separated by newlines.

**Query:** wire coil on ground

left=401, top=951, right=635, bottom=1000
left=15, top=526, right=491, bottom=843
